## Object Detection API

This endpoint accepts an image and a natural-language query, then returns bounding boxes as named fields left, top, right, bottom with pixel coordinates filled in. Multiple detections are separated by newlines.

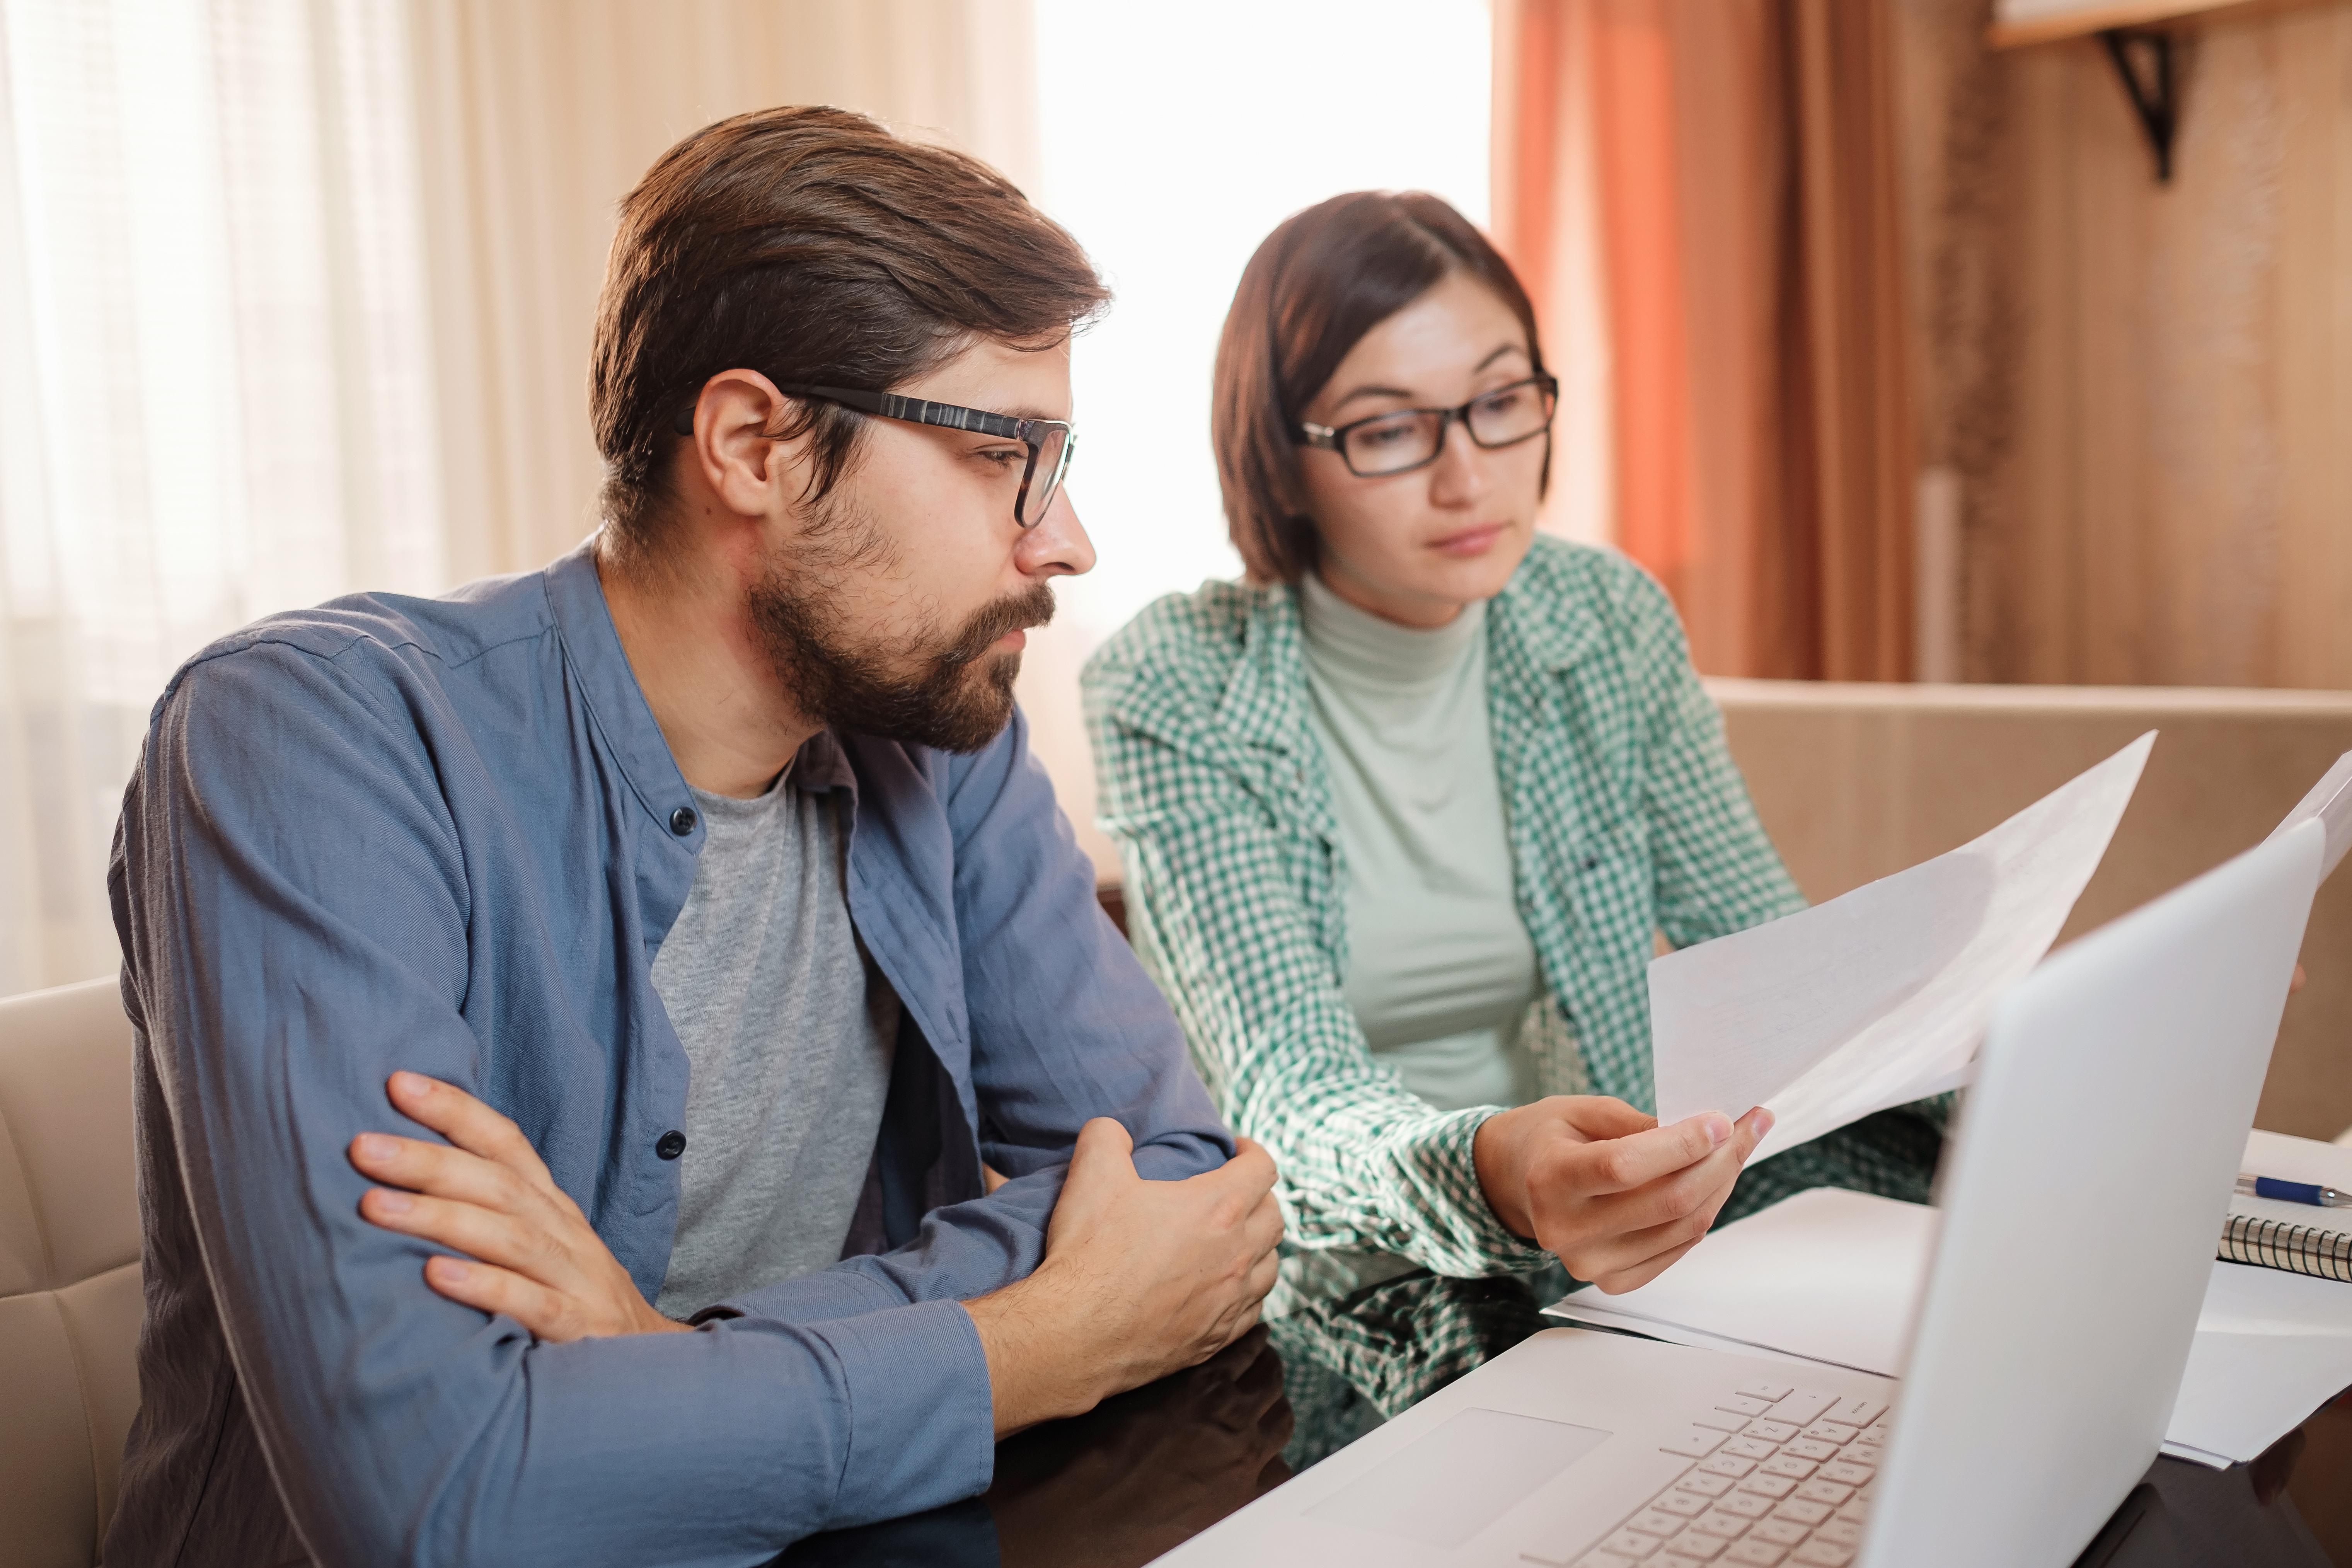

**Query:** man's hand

left=350, top=1072, right=688, bottom=1340
left=963, top=1120, right=1283, bottom=1437
left=1473, top=1095, right=1772, bottom=1294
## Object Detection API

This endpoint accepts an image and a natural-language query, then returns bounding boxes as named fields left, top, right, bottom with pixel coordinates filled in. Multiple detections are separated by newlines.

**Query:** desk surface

left=776, top=1270, right=2344, bottom=1567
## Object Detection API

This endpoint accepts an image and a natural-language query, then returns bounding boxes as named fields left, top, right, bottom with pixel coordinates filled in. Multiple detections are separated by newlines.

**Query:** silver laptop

left=1159, top=819, right=2323, bottom=1568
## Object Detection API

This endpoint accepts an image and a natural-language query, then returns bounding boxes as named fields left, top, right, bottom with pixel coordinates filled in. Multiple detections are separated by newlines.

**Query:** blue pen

left=2236, top=1173, right=2352, bottom=1208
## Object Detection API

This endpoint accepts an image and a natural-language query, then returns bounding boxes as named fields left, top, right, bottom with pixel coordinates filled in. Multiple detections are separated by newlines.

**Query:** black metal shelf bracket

left=2100, top=28, right=2178, bottom=183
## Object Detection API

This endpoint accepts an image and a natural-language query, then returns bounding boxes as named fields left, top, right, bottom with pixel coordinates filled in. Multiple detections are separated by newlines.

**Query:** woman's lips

left=1430, top=522, right=1509, bottom=557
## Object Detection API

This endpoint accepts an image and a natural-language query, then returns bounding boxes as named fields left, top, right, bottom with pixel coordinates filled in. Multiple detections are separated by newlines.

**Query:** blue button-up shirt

left=104, top=544, right=1231, bottom=1568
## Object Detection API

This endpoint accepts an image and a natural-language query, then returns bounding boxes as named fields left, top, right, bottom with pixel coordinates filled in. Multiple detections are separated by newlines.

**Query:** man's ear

left=679, top=370, right=809, bottom=521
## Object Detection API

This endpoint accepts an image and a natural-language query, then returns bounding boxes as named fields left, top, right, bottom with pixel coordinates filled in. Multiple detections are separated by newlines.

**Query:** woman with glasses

left=1081, top=192, right=1940, bottom=1310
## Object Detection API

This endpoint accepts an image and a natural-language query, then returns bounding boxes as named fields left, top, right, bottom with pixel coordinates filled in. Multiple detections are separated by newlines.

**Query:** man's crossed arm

left=351, top=1070, right=1285, bottom=1437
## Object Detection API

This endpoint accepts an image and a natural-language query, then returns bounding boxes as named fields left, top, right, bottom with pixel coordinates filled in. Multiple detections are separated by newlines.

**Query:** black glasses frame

left=672, top=383, right=1076, bottom=528
left=1296, top=373, right=1560, bottom=478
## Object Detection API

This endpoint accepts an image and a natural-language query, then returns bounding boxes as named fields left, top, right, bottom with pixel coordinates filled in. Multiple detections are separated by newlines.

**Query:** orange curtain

left=1491, top=0, right=1916, bottom=681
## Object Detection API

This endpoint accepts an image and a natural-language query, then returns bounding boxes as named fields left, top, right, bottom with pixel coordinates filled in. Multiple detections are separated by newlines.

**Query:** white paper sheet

left=2165, top=1263, right=2352, bottom=1463
left=1545, top=1166, right=2352, bottom=1469
left=1652, top=734, right=2153, bottom=1162
left=1544, top=1187, right=1932, bottom=1376
left=2265, top=748, right=2352, bottom=882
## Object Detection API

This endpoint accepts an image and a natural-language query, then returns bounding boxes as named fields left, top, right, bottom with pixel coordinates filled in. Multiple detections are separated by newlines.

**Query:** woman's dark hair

left=1210, top=191, right=1547, bottom=584
left=591, top=106, right=1107, bottom=549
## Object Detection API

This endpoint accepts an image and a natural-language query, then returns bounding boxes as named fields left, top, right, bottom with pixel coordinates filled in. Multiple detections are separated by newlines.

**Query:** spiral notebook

left=2224, top=1129, right=2352, bottom=1282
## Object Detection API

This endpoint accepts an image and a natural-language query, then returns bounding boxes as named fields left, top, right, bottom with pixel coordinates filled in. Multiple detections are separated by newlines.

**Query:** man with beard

left=104, top=107, right=1280, bottom=1568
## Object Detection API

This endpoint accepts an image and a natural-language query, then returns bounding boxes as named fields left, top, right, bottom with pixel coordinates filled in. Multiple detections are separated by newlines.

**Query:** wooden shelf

left=1988, top=0, right=2325, bottom=48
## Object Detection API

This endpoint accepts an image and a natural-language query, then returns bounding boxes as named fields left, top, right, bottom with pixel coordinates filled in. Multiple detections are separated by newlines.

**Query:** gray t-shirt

left=649, top=760, right=898, bottom=1318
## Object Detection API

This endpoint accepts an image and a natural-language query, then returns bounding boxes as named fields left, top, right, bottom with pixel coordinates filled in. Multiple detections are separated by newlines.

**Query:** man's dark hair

left=1211, top=191, right=1548, bottom=584
left=592, top=105, right=1108, bottom=548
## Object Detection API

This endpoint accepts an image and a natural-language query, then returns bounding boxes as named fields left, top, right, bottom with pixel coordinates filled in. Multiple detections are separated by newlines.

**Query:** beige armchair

left=0, top=978, right=141, bottom=1568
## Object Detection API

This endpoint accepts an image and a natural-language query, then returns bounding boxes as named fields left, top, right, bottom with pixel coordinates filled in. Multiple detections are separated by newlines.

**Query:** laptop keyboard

left=1521, top=1381, right=1890, bottom=1567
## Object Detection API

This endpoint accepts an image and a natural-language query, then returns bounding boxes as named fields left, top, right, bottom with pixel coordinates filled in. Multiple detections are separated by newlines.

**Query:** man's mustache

left=942, top=584, right=1056, bottom=666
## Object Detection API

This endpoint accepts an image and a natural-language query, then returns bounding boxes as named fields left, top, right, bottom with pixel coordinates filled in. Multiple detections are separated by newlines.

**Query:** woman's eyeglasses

left=1296, top=374, right=1559, bottom=479
left=673, top=384, right=1076, bottom=528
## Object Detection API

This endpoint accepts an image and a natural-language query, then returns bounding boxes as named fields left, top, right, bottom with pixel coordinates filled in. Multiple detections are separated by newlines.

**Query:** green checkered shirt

left=1084, top=537, right=1928, bottom=1281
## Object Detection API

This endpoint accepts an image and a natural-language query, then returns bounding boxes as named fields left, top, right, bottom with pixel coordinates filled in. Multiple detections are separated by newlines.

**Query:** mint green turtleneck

left=1299, top=570, right=1542, bottom=1115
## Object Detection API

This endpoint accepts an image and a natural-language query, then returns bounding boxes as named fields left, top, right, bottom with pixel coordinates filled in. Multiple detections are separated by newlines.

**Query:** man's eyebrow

left=934, top=399, right=1064, bottom=425
left=1330, top=344, right=1532, bottom=411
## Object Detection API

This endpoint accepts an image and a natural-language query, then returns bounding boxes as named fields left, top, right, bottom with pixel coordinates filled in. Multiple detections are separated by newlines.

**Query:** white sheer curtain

left=406, top=0, right=1043, bottom=582
left=0, top=0, right=444, bottom=992
left=0, top=0, right=1047, bottom=991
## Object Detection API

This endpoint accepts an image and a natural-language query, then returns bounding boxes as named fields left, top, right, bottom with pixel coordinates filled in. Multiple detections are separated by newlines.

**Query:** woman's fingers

left=1544, top=1110, right=1773, bottom=1276
left=387, top=1073, right=558, bottom=1190
left=1552, top=1095, right=1660, bottom=1142
left=1594, top=1108, right=1766, bottom=1236
left=1545, top=1111, right=1730, bottom=1200
left=1587, top=1234, right=1706, bottom=1295
left=1589, top=1159, right=1737, bottom=1242
left=1592, top=1104, right=1768, bottom=1228
left=1558, top=1196, right=1716, bottom=1285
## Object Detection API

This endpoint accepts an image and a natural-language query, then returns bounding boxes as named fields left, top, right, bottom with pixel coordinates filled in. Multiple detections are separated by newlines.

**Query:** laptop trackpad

left=1302, top=1407, right=1614, bottom=1548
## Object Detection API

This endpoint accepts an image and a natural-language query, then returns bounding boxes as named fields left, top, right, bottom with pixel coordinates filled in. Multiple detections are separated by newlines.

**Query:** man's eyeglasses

left=1296, top=374, right=1559, bottom=479
left=674, top=383, right=1075, bottom=528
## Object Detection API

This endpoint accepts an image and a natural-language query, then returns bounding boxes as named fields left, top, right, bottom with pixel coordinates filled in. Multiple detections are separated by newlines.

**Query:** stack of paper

left=2168, top=1262, right=2352, bottom=1466
left=1543, top=1188, right=1931, bottom=1378
left=1652, top=735, right=2154, bottom=1162
left=2169, top=1129, right=2352, bottom=1465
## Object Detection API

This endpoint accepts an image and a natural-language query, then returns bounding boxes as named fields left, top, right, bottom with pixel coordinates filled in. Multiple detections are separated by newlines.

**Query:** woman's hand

left=1472, top=1095, right=1771, bottom=1294
left=350, top=1071, right=689, bottom=1340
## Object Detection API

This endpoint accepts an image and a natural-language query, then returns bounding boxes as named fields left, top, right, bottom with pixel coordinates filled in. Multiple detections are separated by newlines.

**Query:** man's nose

left=1018, top=487, right=1096, bottom=579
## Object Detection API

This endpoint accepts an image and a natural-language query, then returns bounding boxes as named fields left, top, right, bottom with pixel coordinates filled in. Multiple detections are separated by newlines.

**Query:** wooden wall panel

left=1896, top=0, right=2352, bottom=693
left=1713, top=678, right=2352, bottom=1140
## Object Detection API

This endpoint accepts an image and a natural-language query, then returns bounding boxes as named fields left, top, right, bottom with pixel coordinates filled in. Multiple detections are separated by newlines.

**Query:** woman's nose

left=1427, top=417, right=1489, bottom=508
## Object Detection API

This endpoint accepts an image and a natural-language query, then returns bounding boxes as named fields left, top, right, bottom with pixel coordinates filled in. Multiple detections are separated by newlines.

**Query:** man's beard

left=748, top=540, right=1055, bottom=755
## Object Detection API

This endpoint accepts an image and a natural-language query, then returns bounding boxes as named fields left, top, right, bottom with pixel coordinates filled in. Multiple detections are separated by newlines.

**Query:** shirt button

left=668, top=806, right=698, bottom=836
left=655, top=1130, right=687, bottom=1161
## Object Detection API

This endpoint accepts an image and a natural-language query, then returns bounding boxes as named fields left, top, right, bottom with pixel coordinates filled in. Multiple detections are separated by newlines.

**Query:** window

left=1032, top=0, right=1493, bottom=647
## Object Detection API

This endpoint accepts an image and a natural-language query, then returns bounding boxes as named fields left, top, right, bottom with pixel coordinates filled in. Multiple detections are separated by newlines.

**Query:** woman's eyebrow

left=1330, top=344, right=1534, bottom=411
left=1331, top=383, right=1417, bottom=411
